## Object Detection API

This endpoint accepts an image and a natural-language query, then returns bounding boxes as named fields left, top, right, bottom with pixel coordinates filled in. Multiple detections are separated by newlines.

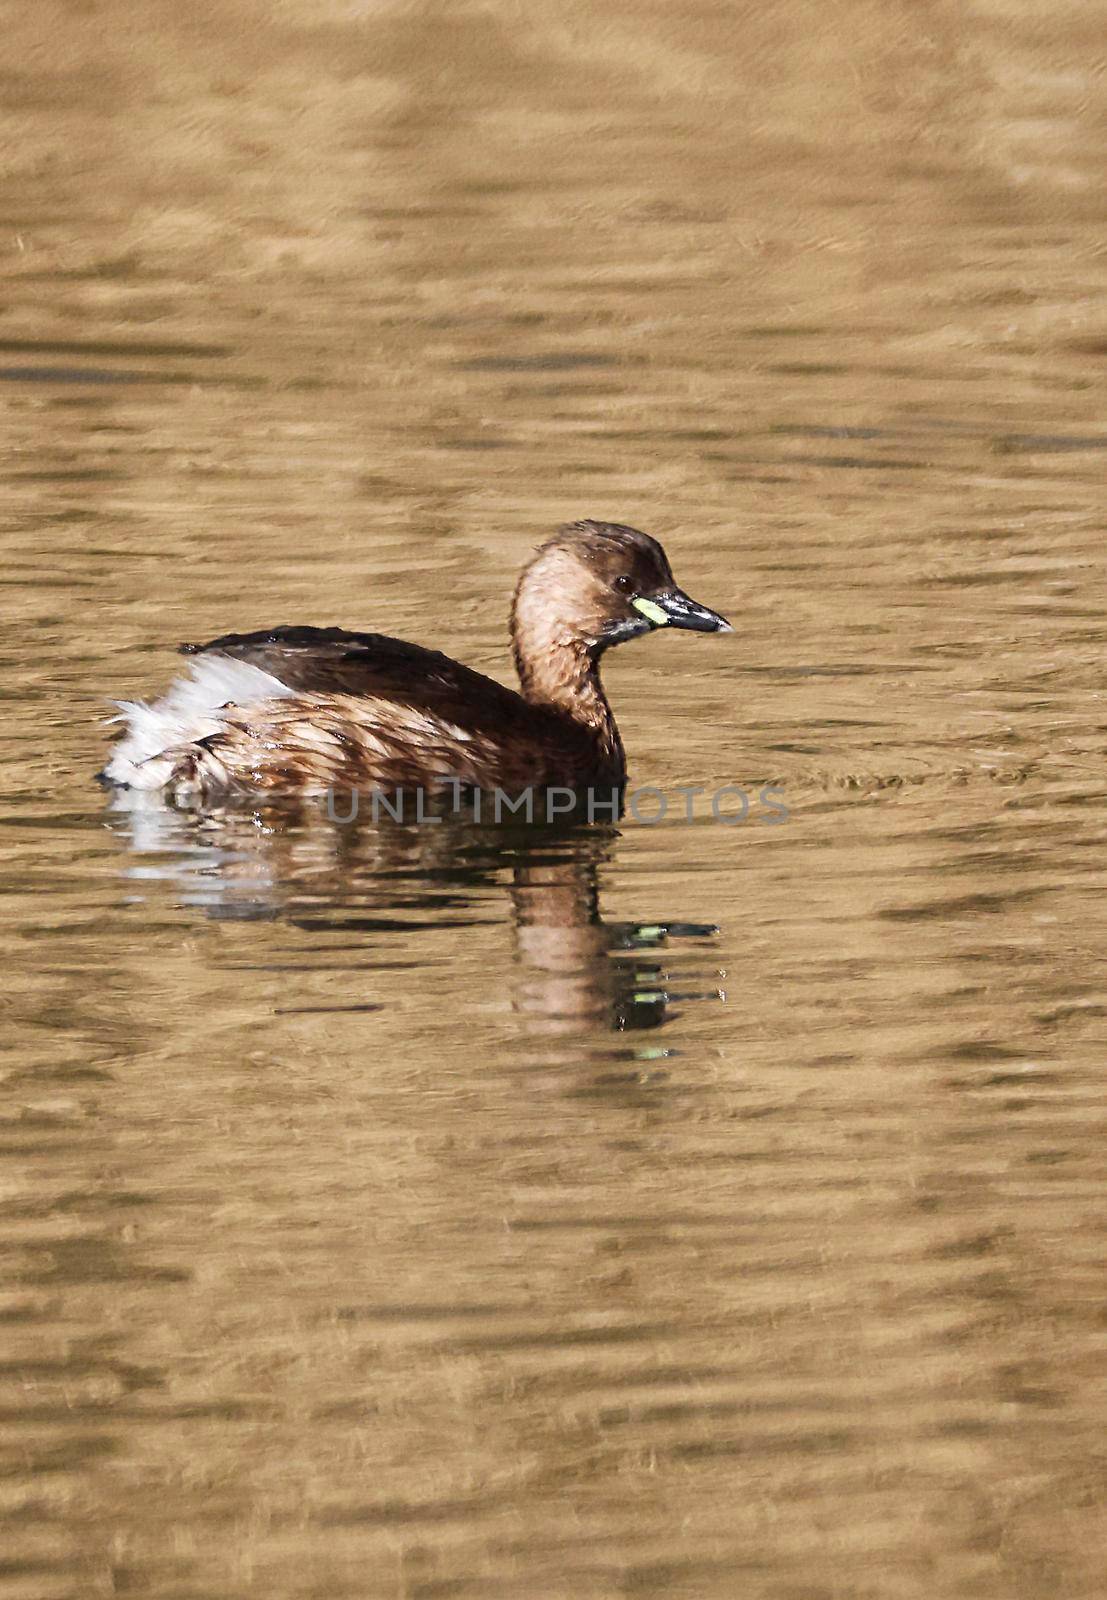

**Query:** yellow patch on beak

left=631, top=596, right=669, bottom=627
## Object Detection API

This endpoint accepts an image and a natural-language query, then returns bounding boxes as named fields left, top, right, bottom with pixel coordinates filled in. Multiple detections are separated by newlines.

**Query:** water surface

left=2, top=3, right=1106, bottom=1596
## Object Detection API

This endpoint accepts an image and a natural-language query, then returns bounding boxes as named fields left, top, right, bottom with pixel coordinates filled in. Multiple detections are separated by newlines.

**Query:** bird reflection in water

left=107, top=793, right=725, bottom=1043
left=509, top=848, right=720, bottom=1036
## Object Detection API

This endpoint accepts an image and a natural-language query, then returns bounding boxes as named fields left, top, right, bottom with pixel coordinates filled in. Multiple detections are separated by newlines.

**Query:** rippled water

left=3, top=3, right=1107, bottom=1596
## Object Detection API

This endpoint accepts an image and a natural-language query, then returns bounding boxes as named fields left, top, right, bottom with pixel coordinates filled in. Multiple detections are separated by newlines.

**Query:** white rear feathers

left=103, top=655, right=295, bottom=789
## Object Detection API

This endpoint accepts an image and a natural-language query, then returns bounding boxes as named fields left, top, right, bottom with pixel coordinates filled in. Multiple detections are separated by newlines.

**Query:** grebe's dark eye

left=614, top=574, right=634, bottom=595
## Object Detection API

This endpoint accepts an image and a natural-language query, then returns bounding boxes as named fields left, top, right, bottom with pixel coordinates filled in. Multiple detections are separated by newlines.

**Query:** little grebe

left=101, top=519, right=730, bottom=801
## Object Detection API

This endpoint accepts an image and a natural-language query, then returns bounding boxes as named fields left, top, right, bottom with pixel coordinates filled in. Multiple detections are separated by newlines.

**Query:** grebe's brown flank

left=101, top=519, right=731, bottom=802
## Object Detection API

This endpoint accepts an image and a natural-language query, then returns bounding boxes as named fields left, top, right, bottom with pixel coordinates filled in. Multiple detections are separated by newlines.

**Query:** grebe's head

left=512, top=519, right=731, bottom=660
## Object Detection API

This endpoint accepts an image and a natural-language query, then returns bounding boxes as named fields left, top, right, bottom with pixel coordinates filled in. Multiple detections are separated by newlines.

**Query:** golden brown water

left=3, top=3, right=1106, bottom=1596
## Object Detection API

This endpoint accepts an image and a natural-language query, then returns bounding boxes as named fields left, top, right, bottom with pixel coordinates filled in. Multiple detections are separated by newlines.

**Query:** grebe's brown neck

left=512, top=620, right=619, bottom=734
left=510, top=561, right=623, bottom=772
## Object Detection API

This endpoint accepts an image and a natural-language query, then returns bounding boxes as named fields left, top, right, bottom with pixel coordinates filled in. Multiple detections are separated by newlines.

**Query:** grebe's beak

left=632, top=589, right=732, bottom=633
